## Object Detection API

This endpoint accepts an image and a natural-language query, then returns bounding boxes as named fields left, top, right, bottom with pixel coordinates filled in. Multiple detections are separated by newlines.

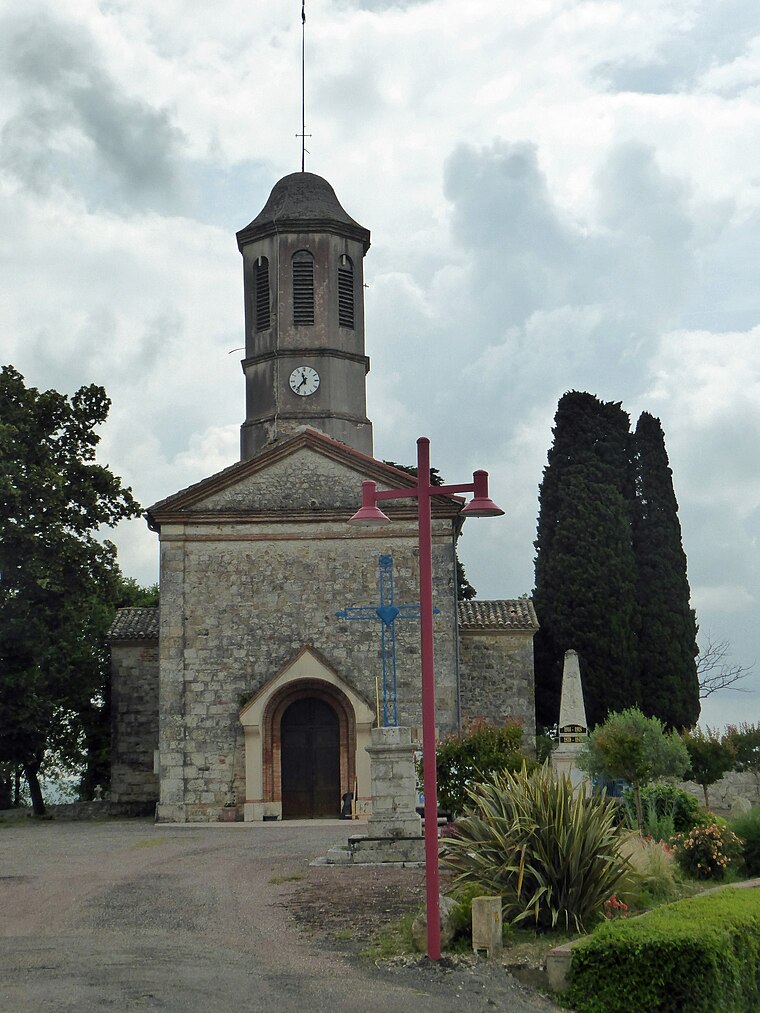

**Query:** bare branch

left=697, top=634, right=754, bottom=699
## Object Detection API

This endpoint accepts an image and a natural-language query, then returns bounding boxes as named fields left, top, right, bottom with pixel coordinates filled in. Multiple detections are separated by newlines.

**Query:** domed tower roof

left=237, top=172, right=370, bottom=252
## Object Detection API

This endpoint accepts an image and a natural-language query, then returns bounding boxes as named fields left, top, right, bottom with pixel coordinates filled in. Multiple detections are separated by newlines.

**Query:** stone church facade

left=110, top=172, right=537, bottom=822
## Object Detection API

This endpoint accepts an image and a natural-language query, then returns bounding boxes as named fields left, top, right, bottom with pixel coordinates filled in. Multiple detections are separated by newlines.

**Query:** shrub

left=670, top=822, right=744, bottom=880
left=576, top=708, right=690, bottom=830
left=441, top=762, right=629, bottom=932
left=420, top=717, right=532, bottom=817
left=565, top=886, right=760, bottom=1012
left=624, top=792, right=676, bottom=841
left=622, top=783, right=708, bottom=836
left=731, top=807, right=760, bottom=876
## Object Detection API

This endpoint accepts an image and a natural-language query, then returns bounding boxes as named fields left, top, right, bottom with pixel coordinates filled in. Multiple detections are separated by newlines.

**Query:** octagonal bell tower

left=237, top=172, right=373, bottom=460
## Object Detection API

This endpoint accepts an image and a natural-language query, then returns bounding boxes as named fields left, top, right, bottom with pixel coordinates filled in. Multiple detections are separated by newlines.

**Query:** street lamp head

left=348, top=503, right=391, bottom=525
left=460, top=469, right=505, bottom=518
left=348, top=481, right=392, bottom=525
left=460, top=497, right=505, bottom=518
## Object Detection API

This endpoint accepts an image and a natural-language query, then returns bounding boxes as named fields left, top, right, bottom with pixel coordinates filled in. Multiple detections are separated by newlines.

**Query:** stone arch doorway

left=239, top=646, right=375, bottom=821
left=280, top=696, right=340, bottom=818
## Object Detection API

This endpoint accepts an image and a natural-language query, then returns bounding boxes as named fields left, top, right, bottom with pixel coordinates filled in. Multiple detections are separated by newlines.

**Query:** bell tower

left=237, top=172, right=373, bottom=460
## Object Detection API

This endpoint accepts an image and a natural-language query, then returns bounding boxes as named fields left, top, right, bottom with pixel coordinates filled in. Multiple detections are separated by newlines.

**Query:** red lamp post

left=349, top=436, right=504, bottom=960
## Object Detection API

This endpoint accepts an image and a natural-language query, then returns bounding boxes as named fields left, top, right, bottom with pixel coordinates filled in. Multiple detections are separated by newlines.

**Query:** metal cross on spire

left=336, top=554, right=439, bottom=726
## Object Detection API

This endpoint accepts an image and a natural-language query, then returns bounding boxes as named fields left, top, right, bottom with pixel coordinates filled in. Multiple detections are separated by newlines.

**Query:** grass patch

left=360, top=913, right=416, bottom=960
left=268, top=872, right=306, bottom=885
left=332, top=929, right=354, bottom=941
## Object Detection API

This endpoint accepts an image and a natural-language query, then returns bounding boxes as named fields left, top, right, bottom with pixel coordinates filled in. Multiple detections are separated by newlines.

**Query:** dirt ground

left=0, top=815, right=563, bottom=1012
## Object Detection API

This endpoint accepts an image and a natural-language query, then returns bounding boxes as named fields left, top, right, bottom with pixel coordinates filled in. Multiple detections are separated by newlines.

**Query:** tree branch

left=697, top=635, right=754, bottom=698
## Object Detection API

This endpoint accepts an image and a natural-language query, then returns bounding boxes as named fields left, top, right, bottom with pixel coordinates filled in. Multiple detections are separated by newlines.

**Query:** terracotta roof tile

left=109, top=607, right=159, bottom=640
left=458, top=599, right=538, bottom=631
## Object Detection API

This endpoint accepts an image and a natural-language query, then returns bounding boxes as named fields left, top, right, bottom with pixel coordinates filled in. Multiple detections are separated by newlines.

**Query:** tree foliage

left=533, top=392, right=700, bottom=730
left=0, top=365, right=142, bottom=813
left=533, top=392, right=640, bottom=727
left=576, top=707, right=690, bottom=830
left=632, top=412, right=699, bottom=727
left=419, top=717, right=530, bottom=817
left=724, top=723, right=760, bottom=780
left=681, top=727, right=735, bottom=809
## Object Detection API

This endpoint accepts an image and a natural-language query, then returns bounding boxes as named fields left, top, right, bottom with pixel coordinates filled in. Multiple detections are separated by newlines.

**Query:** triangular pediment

left=239, top=645, right=375, bottom=728
left=147, top=428, right=462, bottom=526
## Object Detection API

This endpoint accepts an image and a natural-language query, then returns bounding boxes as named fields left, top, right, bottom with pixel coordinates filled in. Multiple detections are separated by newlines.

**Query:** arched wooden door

left=280, top=697, right=340, bottom=818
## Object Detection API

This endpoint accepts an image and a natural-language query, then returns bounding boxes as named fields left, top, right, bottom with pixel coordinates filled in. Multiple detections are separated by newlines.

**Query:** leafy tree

left=0, top=365, right=141, bottom=814
left=576, top=706, right=690, bottom=830
left=724, top=722, right=760, bottom=789
left=632, top=413, right=699, bottom=728
left=76, top=575, right=159, bottom=801
left=534, top=394, right=700, bottom=732
left=681, top=727, right=735, bottom=809
left=533, top=392, right=640, bottom=727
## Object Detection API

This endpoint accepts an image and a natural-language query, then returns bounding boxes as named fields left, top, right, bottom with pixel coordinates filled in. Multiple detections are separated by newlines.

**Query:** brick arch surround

left=263, top=679, right=356, bottom=807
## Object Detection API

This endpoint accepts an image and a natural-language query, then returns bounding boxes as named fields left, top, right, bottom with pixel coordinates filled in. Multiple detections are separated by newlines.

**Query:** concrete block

left=472, top=896, right=503, bottom=957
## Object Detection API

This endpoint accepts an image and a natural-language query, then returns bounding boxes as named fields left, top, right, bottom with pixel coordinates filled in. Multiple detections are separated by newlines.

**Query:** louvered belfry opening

left=338, top=254, right=354, bottom=328
left=254, top=256, right=270, bottom=331
left=292, top=250, right=315, bottom=326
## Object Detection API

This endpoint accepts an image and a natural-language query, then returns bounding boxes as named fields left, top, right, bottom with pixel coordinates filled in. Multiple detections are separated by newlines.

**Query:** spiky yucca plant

left=442, top=763, right=629, bottom=932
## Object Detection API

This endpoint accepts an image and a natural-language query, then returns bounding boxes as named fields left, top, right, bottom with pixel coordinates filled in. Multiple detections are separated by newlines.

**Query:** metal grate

left=338, top=256, right=354, bottom=328
left=254, top=257, right=270, bottom=331
left=293, top=252, right=314, bottom=326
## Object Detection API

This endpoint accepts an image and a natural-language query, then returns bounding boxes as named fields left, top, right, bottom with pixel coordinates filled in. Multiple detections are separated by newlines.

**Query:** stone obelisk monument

left=551, top=649, right=589, bottom=792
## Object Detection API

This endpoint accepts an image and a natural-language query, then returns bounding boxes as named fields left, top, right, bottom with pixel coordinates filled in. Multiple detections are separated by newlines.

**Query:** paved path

left=0, top=818, right=561, bottom=1012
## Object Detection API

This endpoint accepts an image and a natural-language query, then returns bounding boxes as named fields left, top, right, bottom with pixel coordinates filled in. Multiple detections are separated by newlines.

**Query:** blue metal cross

left=336, top=554, right=439, bottom=727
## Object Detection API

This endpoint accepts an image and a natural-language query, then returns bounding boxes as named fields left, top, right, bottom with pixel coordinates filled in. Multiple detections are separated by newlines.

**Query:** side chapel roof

left=108, top=599, right=539, bottom=643
left=458, top=599, right=538, bottom=631
left=109, top=607, right=159, bottom=641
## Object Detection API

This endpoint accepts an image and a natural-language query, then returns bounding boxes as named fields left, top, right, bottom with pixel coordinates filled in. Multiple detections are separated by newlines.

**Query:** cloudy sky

left=2, top=0, right=758, bottom=729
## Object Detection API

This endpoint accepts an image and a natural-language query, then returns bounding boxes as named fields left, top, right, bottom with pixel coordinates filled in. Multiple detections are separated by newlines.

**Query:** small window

left=338, top=254, right=354, bottom=328
left=292, top=250, right=315, bottom=326
left=254, top=256, right=270, bottom=331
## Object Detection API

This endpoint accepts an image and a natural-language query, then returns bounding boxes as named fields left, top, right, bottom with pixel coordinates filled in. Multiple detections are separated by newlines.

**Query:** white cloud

left=2, top=0, right=759, bottom=725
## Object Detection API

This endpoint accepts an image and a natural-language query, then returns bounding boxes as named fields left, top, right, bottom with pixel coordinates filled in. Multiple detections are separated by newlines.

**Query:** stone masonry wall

left=111, top=641, right=159, bottom=815
left=678, top=769, right=760, bottom=816
left=157, top=518, right=459, bottom=821
left=459, top=631, right=536, bottom=747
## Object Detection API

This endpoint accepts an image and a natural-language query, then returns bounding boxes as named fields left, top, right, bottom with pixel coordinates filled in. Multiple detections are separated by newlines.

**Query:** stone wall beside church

left=109, top=612, right=160, bottom=815
left=457, top=599, right=538, bottom=752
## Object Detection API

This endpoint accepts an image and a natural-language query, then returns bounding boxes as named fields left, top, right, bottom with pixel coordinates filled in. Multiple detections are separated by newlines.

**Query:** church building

left=109, top=172, right=537, bottom=822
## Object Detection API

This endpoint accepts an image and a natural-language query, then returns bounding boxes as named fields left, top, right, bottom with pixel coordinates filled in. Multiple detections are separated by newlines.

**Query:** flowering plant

left=670, top=822, right=743, bottom=880
left=602, top=895, right=629, bottom=919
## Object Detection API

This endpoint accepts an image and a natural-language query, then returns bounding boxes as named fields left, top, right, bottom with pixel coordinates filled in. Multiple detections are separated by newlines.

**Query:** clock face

left=289, top=366, right=320, bottom=397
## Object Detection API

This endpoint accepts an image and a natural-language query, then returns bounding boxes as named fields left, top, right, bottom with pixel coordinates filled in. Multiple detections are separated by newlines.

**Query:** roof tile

left=458, top=599, right=538, bottom=631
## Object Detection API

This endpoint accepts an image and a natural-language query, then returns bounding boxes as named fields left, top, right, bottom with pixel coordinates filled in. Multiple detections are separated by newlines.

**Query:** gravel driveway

left=0, top=817, right=562, bottom=1012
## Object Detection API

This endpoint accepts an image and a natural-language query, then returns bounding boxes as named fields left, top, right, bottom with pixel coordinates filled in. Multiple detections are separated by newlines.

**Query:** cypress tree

left=533, top=392, right=640, bottom=728
left=632, top=412, right=699, bottom=728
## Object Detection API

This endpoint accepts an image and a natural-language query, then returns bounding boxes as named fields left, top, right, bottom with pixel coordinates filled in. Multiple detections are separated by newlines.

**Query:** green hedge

left=565, top=887, right=760, bottom=1012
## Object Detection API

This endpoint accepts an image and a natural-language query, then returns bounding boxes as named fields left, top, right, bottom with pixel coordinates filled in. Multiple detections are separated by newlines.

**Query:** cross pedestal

left=366, top=726, right=422, bottom=839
